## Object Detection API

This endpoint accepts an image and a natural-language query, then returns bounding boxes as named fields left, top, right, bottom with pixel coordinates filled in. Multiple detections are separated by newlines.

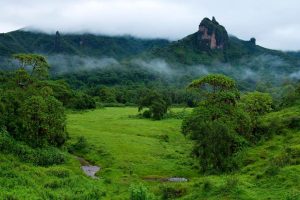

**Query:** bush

left=46, top=167, right=70, bottom=178
left=183, top=112, right=248, bottom=172
left=158, top=134, right=169, bottom=143
left=0, top=131, right=66, bottom=166
left=129, top=184, right=155, bottom=200
left=138, top=91, right=169, bottom=120
left=161, top=184, right=187, bottom=199
left=142, top=110, right=152, bottom=119
left=220, top=176, right=239, bottom=193
left=183, top=74, right=251, bottom=173
left=70, top=93, right=96, bottom=110
left=202, top=179, right=212, bottom=192
left=287, top=116, right=300, bottom=129
left=34, top=147, right=66, bottom=166
left=255, top=107, right=300, bottom=141
left=68, top=136, right=89, bottom=153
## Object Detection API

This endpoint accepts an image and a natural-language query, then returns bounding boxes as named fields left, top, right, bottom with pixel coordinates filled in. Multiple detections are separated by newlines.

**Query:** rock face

left=197, top=17, right=228, bottom=50
left=54, top=31, right=61, bottom=52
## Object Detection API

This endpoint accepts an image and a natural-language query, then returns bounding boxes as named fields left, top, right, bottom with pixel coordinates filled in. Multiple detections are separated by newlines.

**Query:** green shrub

left=161, top=184, right=187, bottom=199
left=265, top=165, right=280, bottom=176
left=220, top=176, right=239, bottom=193
left=47, top=168, right=70, bottom=178
left=285, top=191, right=300, bottom=200
left=256, top=106, right=300, bottom=140
left=69, top=136, right=89, bottom=153
left=287, top=116, right=300, bottom=129
left=158, top=134, right=169, bottom=143
left=202, top=179, right=212, bottom=192
left=138, top=91, right=169, bottom=120
left=129, top=184, right=155, bottom=200
left=70, top=93, right=96, bottom=110
left=34, top=147, right=66, bottom=166
left=142, top=110, right=152, bottom=119
left=0, top=131, right=66, bottom=166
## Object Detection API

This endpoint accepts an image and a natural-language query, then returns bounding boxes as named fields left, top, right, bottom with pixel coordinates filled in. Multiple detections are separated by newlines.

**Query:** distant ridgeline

left=0, top=30, right=169, bottom=59
left=151, top=17, right=300, bottom=67
left=0, top=17, right=299, bottom=87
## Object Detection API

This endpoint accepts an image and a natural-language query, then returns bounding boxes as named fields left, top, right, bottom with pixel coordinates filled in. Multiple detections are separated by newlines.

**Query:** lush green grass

left=1, top=106, right=300, bottom=199
left=67, top=107, right=197, bottom=198
left=0, top=151, right=105, bottom=199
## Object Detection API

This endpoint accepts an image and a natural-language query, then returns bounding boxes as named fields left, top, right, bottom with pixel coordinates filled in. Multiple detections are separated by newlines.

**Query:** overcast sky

left=0, top=0, right=299, bottom=50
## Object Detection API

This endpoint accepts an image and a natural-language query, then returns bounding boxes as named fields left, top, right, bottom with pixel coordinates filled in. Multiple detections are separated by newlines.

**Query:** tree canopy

left=183, top=74, right=251, bottom=173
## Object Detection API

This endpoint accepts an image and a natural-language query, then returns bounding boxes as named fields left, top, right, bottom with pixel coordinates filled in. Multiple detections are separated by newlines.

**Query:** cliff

left=197, top=17, right=229, bottom=50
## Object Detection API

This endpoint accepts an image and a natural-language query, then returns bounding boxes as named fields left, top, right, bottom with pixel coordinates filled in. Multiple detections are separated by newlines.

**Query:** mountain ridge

left=0, top=17, right=299, bottom=73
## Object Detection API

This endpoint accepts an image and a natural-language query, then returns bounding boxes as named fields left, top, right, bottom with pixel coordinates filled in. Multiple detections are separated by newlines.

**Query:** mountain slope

left=0, top=30, right=170, bottom=59
left=0, top=17, right=299, bottom=71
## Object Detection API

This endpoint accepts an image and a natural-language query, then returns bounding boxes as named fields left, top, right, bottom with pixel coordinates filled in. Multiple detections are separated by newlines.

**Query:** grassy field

left=67, top=107, right=300, bottom=199
left=67, top=107, right=197, bottom=198
left=1, top=107, right=300, bottom=199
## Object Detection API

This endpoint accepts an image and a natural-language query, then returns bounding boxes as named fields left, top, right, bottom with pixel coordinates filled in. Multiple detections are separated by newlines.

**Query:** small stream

left=77, top=157, right=100, bottom=179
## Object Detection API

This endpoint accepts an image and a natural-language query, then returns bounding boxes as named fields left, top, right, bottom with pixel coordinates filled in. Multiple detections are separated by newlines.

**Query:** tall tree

left=182, top=74, right=250, bottom=173
left=13, top=54, right=50, bottom=80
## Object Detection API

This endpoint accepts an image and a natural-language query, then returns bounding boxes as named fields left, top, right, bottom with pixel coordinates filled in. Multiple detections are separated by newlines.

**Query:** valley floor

left=1, top=107, right=300, bottom=199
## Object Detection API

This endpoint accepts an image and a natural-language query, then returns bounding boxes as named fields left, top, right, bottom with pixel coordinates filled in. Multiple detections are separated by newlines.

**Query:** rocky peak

left=197, top=17, right=228, bottom=50
left=54, top=31, right=61, bottom=52
left=249, top=37, right=256, bottom=45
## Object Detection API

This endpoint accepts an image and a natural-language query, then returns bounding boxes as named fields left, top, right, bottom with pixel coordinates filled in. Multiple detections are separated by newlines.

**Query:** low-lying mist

left=1, top=53, right=299, bottom=91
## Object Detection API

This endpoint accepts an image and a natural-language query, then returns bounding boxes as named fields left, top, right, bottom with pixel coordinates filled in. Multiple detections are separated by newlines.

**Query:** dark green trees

left=0, top=54, right=67, bottom=147
left=138, top=91, right=169, bottom=120
left=240, top=91, right=273, bottom=141
left=21, top=96, right=67, bottom=147
left=13, top=54, right=50, bottom=80
left=182, top=74, right=250, bottom=172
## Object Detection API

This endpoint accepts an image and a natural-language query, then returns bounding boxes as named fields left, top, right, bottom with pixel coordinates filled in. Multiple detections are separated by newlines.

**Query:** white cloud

left=0, top=0, right=300, bottom=50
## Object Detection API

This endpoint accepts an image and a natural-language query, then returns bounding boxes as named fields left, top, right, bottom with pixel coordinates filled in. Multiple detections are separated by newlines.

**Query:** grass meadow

left=0, top=107, right=299, bottom=199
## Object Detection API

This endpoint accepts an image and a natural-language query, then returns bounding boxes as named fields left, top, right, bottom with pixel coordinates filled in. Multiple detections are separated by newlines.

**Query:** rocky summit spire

left=197, top=17, right=228, bottom=50
left=54, top=31, right=61, bottom=52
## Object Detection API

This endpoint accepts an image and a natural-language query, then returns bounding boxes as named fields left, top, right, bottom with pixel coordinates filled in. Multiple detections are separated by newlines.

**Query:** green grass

left=67, top=107, right=197, bottom=198
left=0, top=106, right=300, bottom=199
left=0, top=152, right=105, bottom=199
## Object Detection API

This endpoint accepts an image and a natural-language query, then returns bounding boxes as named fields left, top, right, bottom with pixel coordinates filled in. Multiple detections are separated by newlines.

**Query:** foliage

left=183, top=74, right=251, bottom=172
left=241, top=91, right=273, bottom=118
left=255, top=105, right=300, bottom=139
left=70, top=93, right=96, bottom=110
left=160, top=184, right=187, bottom=199
left=0, top=54, right=67, bottom=148
left=188, top=74, right=239, bottom=105
left=280, top=82, right=300, bottom=107
left=129, top=184, right=155, bottom=200
left=239, top=91, right=273, bottom=141
left=0, top=131, right=65, bottom=166
left=13, top=53, right=50, bottom=79
left=21, top=96, right=67, bottom=147
left=182, top=106, right=248, bottom=172
left=138, top=91, right=169, bottom=120
left=68, top=136, right=89, bottom=153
